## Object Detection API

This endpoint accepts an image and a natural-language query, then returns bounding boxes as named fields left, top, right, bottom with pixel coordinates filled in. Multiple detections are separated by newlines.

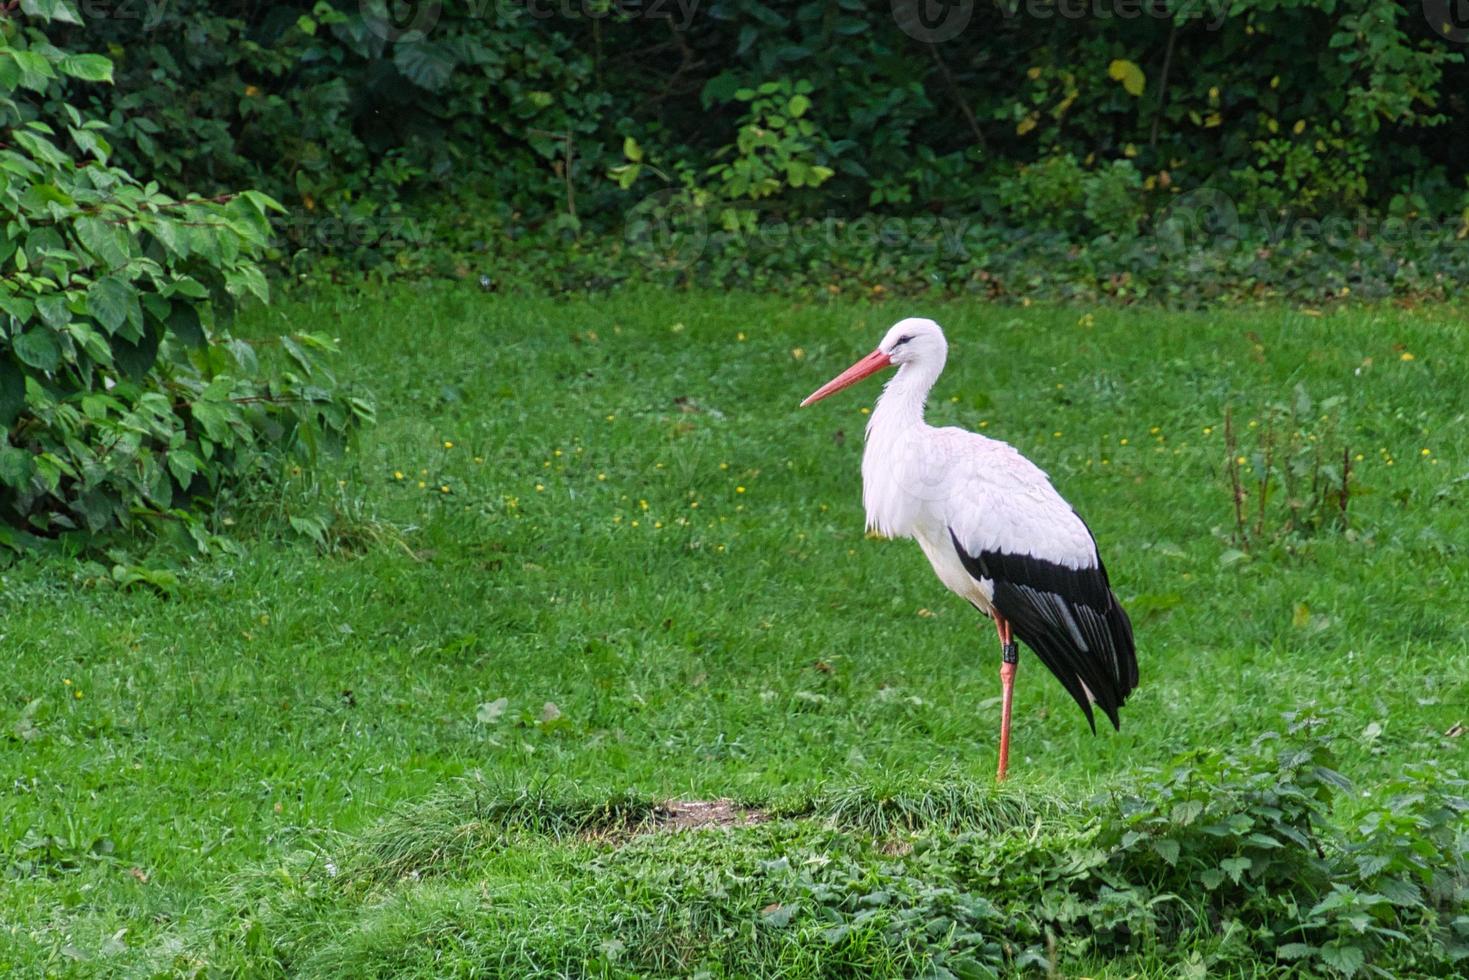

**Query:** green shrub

left=995, top=154, right=1148, bottom=239
left=0, top=6, right=371, bottom=556
left=809, top=727, right=1467, bottom=976
left=23, top=0, right=1464, bottom=304
left=1222, top=386, right=1352, bottom=551
left=39, top=1, right=1468, bottom=253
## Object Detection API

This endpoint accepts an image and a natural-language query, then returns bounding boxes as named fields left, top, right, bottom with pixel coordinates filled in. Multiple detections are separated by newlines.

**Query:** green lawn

left=2, top=287, right=1465, bottom=976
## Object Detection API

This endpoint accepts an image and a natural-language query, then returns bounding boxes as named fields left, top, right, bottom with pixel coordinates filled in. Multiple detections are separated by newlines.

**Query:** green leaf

left=281, top=335, right=314, bottom=374
left=13, top=330, right=60, bottom=372
left=1220, top=856, right=1252, bottom=884
left=190, top=400, right=232, bottom=442
left=623, top=136, right=643, bottom=162
left=1276, top=943, right=1315, bottom=960
left=57, top=54, right=114, bottom=83
left=34, top=295, right=70, bottom=329
left=289, top=514, right=328, bottom=546
left=223, top=264, right=269, bottom=303
left=759, top=903, right=796, bottom=928
left=227, top=339, right=258, bottom=376
left=110, top=322, right=161, bottom=380
left=14, top=129, right=69, bottom=166
left=69, top=125, right=111, bottom=162
left=167, top=449, right=202, bottom=486
left=165, top=303, right=206, bottom=348
left=87, top=275, right=134, bottom=333
left=1151, top=839, right=1180, bottom=866
left=67, top=320, right=113, bottom=364
left=0, top=446, right=33, bottom=488
left=19, top=0, right=82, bottom=24
left=1319, top=942, right=1365, bottom=975
left=77, top=216, right=129, bottom=267
left=1377, top=877, right=1422, bottom=908
left=0, top=292, right=36, bottom=324
left=393, top=42, right=456, bottom=91
left=1107, top=59, right=1146, bottom=97
left=788, top=93, right=811, bottom=117
left=111, top=564, right=179, bottom=596
left=9, top=50, right=56, bottom=90
left=239, top=190, right=286, bottom=215
left=1171, top=800, right=1204, bottom=826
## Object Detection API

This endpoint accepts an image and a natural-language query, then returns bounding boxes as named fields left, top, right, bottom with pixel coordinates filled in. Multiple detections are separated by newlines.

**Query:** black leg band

left=1002, top=640, right=1019, bottom=664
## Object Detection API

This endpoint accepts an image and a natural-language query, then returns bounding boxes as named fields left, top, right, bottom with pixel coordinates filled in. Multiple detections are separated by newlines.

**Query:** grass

left=1, top=286, right=1466, bottom=976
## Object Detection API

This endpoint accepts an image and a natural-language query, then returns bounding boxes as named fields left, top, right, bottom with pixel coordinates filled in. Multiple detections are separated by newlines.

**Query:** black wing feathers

left=949, top=527, right=1138, bottom=733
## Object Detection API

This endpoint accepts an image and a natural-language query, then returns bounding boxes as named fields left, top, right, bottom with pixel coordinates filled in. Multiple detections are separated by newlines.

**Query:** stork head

left=879, top=317, right=947, bottom=367
left=800, top=317, right=947, bottom=407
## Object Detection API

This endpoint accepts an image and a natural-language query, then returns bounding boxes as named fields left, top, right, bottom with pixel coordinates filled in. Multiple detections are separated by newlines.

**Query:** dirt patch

left=654, top=799, right=768, bottom=832
left=577, top=799, right=768, bottom=843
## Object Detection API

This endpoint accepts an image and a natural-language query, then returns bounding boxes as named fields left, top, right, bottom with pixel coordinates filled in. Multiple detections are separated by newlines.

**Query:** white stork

left=800, top=317, right=1138, bottom=780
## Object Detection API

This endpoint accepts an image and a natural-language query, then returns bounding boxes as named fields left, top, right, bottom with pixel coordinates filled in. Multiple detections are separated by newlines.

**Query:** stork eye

left=892, top=335, right=913, bottom=348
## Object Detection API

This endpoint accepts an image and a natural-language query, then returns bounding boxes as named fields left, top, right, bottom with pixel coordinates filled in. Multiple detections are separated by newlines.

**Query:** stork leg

left=994, top=615, right=1019, bottom=782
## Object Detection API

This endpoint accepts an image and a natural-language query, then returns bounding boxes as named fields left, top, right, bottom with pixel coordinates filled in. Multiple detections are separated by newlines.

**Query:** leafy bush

left=16, top=0, right=1464, bottom=304
left=994, top=154, right=1149, bottom=240
left=788, top=726, right=1467, bottom=976
left=35, top=1, right=1468, bottom=249
left=0, top=6, right=371, bottom=556
left=51, top=1, right=614, bottom=264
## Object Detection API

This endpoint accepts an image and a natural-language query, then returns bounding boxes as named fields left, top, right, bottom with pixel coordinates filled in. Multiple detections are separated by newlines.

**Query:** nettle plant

left=1222, top=385, right=1351, bottom=552
left=0, top=5, right=371, bottom=556
left=613, top=79, right=836, bottom=238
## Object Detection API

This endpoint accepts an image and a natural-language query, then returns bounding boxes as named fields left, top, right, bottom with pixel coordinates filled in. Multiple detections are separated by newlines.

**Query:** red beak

left=800, top=349, right=893, bottom=407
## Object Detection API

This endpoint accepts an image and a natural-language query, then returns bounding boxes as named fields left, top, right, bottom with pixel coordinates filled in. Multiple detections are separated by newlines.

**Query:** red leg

left=994, top=615, right=1018, bottom=782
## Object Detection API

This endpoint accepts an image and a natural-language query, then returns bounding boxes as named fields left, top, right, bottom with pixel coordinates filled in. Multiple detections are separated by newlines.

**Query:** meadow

left=2, top=286, right=1465, bottom=976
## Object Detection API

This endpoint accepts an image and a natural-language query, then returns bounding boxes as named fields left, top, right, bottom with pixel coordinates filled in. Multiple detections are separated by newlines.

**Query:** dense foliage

left=41, top=0, right=1469, bottom=296
left=195, top=726, right=1469, bottom=976
left=0, top=5, right=370, bottom=555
